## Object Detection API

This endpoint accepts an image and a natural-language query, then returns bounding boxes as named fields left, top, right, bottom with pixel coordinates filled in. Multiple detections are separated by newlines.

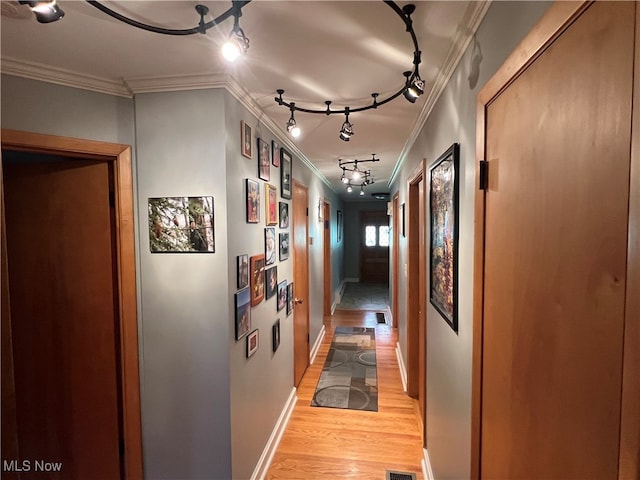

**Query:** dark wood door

left=292, top=181, right=309, bottom=387
left=481, top=2, right=634, bottom=478
left=3, top=156, right=122, bottom=479
left=359, top=210, right=389, bottom=284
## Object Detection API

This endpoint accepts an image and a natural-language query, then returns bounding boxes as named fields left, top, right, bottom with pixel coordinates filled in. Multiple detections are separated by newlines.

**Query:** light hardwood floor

left=266, top=310, right=424, bottom=480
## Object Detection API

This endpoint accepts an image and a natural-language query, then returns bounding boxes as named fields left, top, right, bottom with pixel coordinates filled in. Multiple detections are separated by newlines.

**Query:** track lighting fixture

left=19, top=1, right=65, bottom=23
left=222, top=2, right=250, bottom=62
left=275, top=2, right=422, bottom=139
left=286, top=105, right=301, bottom=138
left=338, top=155, right=379, bottom=194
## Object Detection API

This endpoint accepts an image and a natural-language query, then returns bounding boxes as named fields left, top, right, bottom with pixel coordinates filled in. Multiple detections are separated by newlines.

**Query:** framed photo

left=246, top=329, right=259, bottom=358
left=277, top=280, right=287, bottom=311
left=280, top=148, right=292, bottom=199
left=272, top=140, right=281, bottom=167
left=336, top=210, right=343, bottom=242
left=265, top=227, right=276, bottom=266
left=279, top=232, right=289, bottom=261
left=246, top=179, right=260, bottom=224
left=148, top=196, right=215, bottom=253
left=234, top=288, right=251, bottom=341
left=272, top=319, right=281, bottom=353
left=250, top=254, right=265, bottom=306
left=258, top=138, right=270, bottom=181
left=241, top=121, right=252, bottom=159
left=429, top=143, right=460, bottom=333
left=286, top=282, right=294, bottom=316
left=279, top=202, right=289, bottom=229
left=265, top=184, right=278, bottom=226
left=237, top=254, right=249, bottom=289
left=265, top=266, right=278, bottom=299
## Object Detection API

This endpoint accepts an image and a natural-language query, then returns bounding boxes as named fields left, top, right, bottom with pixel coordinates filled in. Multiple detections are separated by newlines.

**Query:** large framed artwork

left=336, top=210, right=343, bottom=242
left=258, top=138, right=270, bottom=181
left=148, top=196, right=214, bottom=253
left=250, top=254, right=265, bottom=306
left=429, top=143, right=460, bottom=333
left=246, top=179, right=260, bottom=224
left=280, top=148, right=292, bottom=199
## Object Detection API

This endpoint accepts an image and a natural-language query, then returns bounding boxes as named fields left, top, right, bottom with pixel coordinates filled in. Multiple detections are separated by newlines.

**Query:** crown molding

left=0, top=56, right=335, bottom=191
left=0, top=57, right=133, bottom=97
left=388, top=0, right=492, bottom=187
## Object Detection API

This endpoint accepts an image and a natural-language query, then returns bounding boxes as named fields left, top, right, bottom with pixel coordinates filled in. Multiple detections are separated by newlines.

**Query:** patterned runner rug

left=311, top=327, right=378, bottom=412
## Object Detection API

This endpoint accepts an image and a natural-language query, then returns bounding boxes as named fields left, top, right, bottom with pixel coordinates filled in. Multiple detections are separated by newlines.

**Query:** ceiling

left=1, top=0, right=488, bottom=200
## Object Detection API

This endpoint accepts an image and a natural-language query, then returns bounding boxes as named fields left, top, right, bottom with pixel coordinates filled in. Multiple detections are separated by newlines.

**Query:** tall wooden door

left=359, top=210, right=389, bottom=284
left=479, top=2, right=635, bottom=478
left=2, top=155, right=122, bottom=479
left=407, top=165, right=426, bottom=442
left=292, top=181, right=310, bottom=386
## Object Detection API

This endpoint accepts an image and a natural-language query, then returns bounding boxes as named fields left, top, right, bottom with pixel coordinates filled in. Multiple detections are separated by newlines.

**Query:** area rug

left=336, top=282, right=389, bottom=310
left=311, top=327, right=378, bottom=412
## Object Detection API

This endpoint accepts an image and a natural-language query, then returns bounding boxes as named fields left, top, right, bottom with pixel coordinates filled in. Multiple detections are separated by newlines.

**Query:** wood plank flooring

left=266, top=310, right=424, bottom=480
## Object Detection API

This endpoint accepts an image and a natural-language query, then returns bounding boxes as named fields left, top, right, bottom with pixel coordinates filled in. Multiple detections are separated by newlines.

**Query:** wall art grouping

left=148, top=196, right=214, bottom=253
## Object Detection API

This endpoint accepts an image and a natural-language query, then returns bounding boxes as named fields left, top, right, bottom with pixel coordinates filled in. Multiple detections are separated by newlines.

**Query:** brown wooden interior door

left=359, top=210, right=389, bottom=284
left=292, top=182, right=310, bottom=387
left=480, top=2, right=634, bottom=478
left=3, top=155, right=122, bottom=480
left=407, top=168, right=426, bottom=444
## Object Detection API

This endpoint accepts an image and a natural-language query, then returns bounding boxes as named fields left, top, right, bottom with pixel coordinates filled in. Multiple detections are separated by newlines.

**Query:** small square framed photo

left=266, top=184, right=278, bottom=226
left=286, top=282, right=294, bottom=316
left=246, top=329, right=259, bottom=358
left=241, top=121, right=252, bottom=159
left=265, top=266, right=278, bottom=299
left=272, top=140, right=281, bottom=167
left=279, top=232, right=290, bottom=261
left=272, top=319, right=281, bottom=353
left=246, top=179, right=260, bottom=224
left=237, top=254, right=249, bottom=289
left=277, top=280, right=287, bottom=312
left=279, top=202, right=289, bottom=229
left=258, top=138, right=270, bottom=181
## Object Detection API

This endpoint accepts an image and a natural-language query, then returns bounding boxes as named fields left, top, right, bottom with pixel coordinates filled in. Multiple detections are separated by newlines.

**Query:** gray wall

left=389, top=2, right=552, bottom=478
left=343, top=201, right=389, bottom=280
left=135, top=90, right=232, bottom=479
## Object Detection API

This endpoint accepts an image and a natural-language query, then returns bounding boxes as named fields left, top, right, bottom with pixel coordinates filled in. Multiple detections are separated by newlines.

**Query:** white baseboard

left=309, top=325, right=325, bottom=365
left=395, top=342, right=407, bottom=392
left=250, top=387, right=298, bottom=480
left=331, top=279, right=346, bottom=314
left=421, top=448, right=435, bottom=480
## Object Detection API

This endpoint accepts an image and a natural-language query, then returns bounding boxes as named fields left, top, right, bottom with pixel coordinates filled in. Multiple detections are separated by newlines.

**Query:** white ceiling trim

left=387, top=0, right=492, bottom=188
left=0, top=56, right=133, bottom=97
left=0, top=56, right=335, bottom=191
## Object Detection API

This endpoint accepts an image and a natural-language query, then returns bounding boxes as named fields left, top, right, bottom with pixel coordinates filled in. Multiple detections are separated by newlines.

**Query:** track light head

left=222, top=4, right=250, bottom=62
left=20, top=0, right=64, bottom=23
left=286, top=105, right=301, bottom=138
left=352, top=169, right=361, bottom=181
left=359, top=186, right=365, bottom=196
left=404, top=74, right=425, bottom=103
left=346, top=184, right=353, bottom=193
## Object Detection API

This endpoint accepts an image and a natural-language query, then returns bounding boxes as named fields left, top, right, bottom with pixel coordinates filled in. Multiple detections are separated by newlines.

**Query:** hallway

left=266, top=310, right=424, bottom=479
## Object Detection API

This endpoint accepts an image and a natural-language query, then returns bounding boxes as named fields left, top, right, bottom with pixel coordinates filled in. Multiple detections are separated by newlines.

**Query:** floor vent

left=376, top=312, right=386, bottom=324
left=385, top=471, right=417, bottom=480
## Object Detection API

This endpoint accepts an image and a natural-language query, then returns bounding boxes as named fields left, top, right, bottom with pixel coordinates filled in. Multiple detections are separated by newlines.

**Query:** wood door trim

left=470, top=2, right=639, bottom=478
left=392, top=193, right=399, bottom=327
left=619, top=5, right=640, bottom=478
left=1, top=129, right=143, bottom=480
left=406, top=161, right=425, bottom=399
left=323, top=200, right=332, bottom=316
left=292, top=180, right=310, bottom=381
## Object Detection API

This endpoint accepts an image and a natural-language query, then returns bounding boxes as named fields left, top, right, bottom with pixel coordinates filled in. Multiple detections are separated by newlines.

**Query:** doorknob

left=295, top=298, right=304, bottom=304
